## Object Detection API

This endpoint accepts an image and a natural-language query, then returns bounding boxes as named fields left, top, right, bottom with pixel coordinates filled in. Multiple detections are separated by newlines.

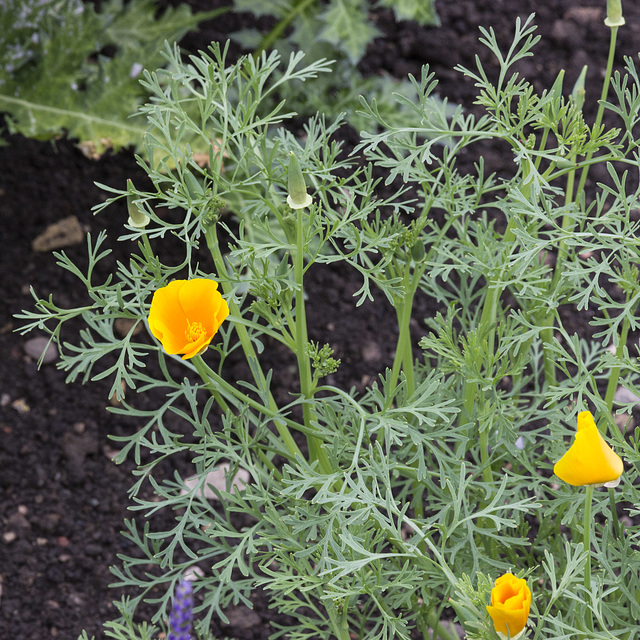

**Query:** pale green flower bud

left=571, top=65, right=588, bottom=110
left=605, top=0, right=625, bottom=27
left=126, top=179, right=150, bottom=228
left=286, top=152, right=312, bottom=210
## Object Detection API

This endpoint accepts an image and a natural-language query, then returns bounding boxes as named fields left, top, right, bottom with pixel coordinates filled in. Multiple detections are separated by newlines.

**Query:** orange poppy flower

left=148, top=279, right=229, bottom=360
left=553, top=411, right=623, bottom=487
left=486, top=573, right=531, bottom=639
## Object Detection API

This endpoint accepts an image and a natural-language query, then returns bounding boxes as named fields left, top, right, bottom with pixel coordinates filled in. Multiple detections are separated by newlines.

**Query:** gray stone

left=24, top=336, right=58, bottom=364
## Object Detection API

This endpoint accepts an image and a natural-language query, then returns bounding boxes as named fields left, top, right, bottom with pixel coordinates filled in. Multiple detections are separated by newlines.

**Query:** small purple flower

left=168, top=578, right=193, bottom=640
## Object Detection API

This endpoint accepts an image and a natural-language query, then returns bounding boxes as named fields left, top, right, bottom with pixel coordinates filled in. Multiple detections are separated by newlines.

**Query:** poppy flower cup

left=553, top=411, right=623, bottom=487
left=486, top=573, right=531, bottom=640
left=148, top=279, right=229, bottom=360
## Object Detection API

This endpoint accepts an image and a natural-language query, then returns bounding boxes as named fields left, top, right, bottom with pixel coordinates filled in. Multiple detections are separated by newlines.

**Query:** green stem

left=191, top=355, right=231, bottom=414
left=551, top=26, right=619, bottom=289
left=293, top=206, right=332, bottom=473
left=583, top=485, right=594, bottom=633
left=326, top=601, right=351, bottom=640
left=603, top=302, right=635, bottom=419
left=386, top=262, right=426, bottom=409
left=479, top=429, right=492, bottom=485
left=539, top=313, right=558, bottom=387
left=203, top=226, right=303, bottom=460
left=253, top=0, right=317, bottom=58
left=576, top=26, right=619, bottom=198
left=608, top=486, right=622, bottom=540
left=192, top=355, right=305, bottom=459
left=425, top=610, right=460, bottom=640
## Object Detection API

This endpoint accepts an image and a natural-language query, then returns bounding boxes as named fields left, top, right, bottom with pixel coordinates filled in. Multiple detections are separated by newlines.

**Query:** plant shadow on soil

left=2, top=1, right=640, bottom=638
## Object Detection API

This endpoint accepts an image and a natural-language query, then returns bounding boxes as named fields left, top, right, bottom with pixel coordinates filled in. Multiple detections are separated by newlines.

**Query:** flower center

left=185, top=320, right=205, bottom=343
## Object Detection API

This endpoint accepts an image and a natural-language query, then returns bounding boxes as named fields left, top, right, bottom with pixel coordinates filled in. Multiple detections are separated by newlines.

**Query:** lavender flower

left=168, top=578, right=193, bottom=640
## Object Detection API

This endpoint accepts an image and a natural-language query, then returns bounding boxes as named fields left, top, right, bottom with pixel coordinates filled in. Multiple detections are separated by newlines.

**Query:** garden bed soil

left=2, top=1, right=640, bottom=638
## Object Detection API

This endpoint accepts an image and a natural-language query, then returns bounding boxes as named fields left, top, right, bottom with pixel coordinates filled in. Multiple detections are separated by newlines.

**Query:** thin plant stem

left=192, top=355, right=305, bottom=459
left=551, top=26, right=619, bottom=289
left=583, top=485, right=594, bottom=633
left=603, top=295, right=638, bottom=423
left=253, top=0, right=317, bottom=58
left=426, top=610, right=461, bottom=640
left=386, top=260, right=427, bottom=409
left=608, top=487, right=622, bottom=540
left=203, top=226, right=303, bottom=460
left=326, top=601, right=351, bottom=640
left=575, top=26, right=619, bottom=198
left=293, top=205, right=332, bottom=473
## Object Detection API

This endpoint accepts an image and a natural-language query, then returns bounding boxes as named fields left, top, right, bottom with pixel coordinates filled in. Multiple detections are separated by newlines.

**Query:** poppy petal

left=554, top=411, right=623, bottom=486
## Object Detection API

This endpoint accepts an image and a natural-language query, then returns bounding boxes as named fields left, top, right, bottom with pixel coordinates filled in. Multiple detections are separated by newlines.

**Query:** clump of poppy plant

left=148, top=278, right=229, bottom=360
left=554, top=410, right=623, bottom=487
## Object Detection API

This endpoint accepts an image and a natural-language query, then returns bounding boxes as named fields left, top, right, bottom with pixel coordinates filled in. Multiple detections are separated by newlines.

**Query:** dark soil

left=2, top=1, right=640, bottom=638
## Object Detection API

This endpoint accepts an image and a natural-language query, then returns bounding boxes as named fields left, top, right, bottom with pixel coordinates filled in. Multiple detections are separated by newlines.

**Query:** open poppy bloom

left=486, top=573, right=531, bottom=639
left=148, top=279, right=229, bottom=360
left=553, top=411, right=623, bottom=487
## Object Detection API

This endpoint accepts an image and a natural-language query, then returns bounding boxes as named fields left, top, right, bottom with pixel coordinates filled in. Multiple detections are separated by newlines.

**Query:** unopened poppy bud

left=549, top=69, right=565, bottom=101
left=486, top=573, right=531, bottom=640
left=605, top=0, right=625, bottom=27
left=286, top=152, right=312, bottom=210
left=126, top=179, right=150, bottom=228
left=571, top=65, right=587, bottom=110
left=410, top=239, right=426, bottom=261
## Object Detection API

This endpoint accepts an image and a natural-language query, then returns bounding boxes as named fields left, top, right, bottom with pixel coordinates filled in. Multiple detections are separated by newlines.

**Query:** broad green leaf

left=0, top=0, right=224, bottom=155
left=318, top=0, right=381, bottom=64
left=376, top=0, right=440, bottom=25
left=234, top=0, right=292, bottom=19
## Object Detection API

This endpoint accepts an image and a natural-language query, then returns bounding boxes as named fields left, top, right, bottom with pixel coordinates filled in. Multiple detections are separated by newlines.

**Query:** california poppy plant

left=148, top=279, right=229, bottom=360
left=553, top=411, right=623, bottom=487
left=486, top=573, right=531, bottom=639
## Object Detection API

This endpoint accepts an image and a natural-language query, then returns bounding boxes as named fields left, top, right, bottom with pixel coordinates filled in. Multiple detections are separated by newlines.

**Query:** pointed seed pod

left=126, top=179, right=150, bottom=229
left=286, top=151, right=312, bottom=210
left=571, top=65, right=588, bottom=110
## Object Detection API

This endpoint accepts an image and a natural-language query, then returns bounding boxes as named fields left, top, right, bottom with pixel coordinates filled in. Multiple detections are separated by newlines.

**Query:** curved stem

left=192, top=355, right=308, bottom=457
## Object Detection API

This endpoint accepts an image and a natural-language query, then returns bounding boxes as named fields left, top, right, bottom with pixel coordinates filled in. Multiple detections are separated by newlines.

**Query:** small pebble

left=24, top=336, right=58, bottom=364
left=11, top=399, right=30, bottom=414
left=613, top=387, right=640, bottom=407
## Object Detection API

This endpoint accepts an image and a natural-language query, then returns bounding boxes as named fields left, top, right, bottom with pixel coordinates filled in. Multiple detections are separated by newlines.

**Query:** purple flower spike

left=168, top=578, right=193, bottom=640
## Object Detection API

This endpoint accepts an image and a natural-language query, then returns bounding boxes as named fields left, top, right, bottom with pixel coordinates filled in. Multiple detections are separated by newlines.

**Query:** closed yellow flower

left=486, top=573, right=531, bottom=639
left=553, top=411, right=623, bottom=487
left=148, top=279, right=229, bottom=360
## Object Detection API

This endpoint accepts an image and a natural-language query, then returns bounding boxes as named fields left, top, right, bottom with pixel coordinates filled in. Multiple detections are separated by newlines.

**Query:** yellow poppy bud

left=126, top=179, right=150, bottom=229
left=286, top=151, right=312, bottom=210
left=486, top=573, right=531, bottom=639
left=604, top=0, right=625, bottom=27
left=553, top=411, right=623, bottom=487
left=148, top=279, right=229, bottom=360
